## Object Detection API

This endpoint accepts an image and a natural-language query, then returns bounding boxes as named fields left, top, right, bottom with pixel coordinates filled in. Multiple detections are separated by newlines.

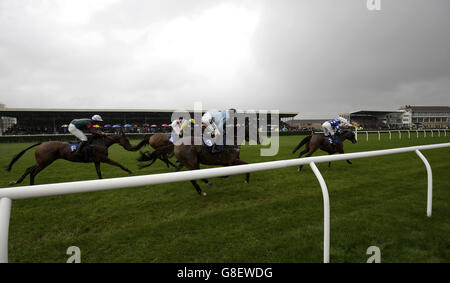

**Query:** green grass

left=0, top=133, right=449, bottom=263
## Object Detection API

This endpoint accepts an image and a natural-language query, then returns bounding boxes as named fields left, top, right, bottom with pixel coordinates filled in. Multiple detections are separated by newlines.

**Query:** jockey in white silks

left=201, top=109, right=236, bottom=153
left=322, top=117, right=352, bottom=145
left=170, top=118, right=194, bottom=143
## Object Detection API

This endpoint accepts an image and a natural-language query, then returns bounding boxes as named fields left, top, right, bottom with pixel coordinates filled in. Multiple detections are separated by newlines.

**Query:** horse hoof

left=202, top=192, right=207, bottom=197
left=9, top=181, right=16, bottom=185
left=245, top=180, right=249, bottom=184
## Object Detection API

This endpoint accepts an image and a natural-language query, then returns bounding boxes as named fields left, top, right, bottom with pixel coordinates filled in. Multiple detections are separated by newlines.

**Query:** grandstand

left=340, top=106, right=450, bottom=130
left=0, top=107, right=297, bottom=135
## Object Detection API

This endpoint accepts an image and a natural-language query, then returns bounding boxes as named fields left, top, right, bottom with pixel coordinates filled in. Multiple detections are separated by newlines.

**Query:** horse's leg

left=232, top=159, right=250, bottom=184
left=297, top=144, right=310, bottom=171
left=339, top=149, right=352, bottom=165
left=29, top=162, right=52, bottom=185
left=161, top=153, right=170, bottom=168
left=9, top=165, right=36, bottom=185
left=190, top=180, right=205, bottom=195
left=298, top=148, right=317, bottom=172
left=102, top=158, right=133, bottom=174
left=175, top=162, right=183, bottom=172
left=201, top=179, right=213, bottom=186
left=94, top=162, right=102, bottom=179
left=138, top=157, right=157, bottom=169
left=161, top=156, right=179, bottom=170
left=180, top=153, right=207, bottom=196
left=327, top=152, right=335, bottom=168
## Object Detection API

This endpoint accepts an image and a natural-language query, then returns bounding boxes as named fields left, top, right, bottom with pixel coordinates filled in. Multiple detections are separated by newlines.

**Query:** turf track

left=0, top=133, right=449, bottom=262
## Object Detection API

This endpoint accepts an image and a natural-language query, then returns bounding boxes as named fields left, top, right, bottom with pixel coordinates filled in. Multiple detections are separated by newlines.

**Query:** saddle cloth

left=202, top=137, right=214, bottom=147
left=68, top=142, right=90, bottom=153
left=68, top=142, right=79, bottom=152
left=168, top=133, right=174, bottom=143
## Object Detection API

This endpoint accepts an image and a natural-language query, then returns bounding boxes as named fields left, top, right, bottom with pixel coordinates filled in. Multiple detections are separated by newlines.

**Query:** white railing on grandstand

left=1, top=142, right=450, bottom=263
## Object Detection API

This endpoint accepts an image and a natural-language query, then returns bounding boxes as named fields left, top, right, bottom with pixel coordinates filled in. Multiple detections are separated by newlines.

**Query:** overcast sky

left=1, top=0, right=449, bottom=118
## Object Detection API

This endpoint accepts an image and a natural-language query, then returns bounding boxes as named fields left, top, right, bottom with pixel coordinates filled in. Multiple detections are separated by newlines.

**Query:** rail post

left=0, top=198, right=12, bottom=263
left=389, top=131, right=391, bottom=140
left=309, top=162, right=330, bottom=263
left=366, top=131, right=368, bottom=142
left=378, top=131, right=380, bottom=141
left=415, top=150, right=433, bottom=217
left=398, top=131, right=401, bottom=139
left=408, top=130, right=410, bottom=139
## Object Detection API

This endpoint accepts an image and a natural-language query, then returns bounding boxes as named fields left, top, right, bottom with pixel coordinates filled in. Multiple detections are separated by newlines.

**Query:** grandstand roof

left=0, top=107, right=298, bottom=117
left=348, top=110, right=404, bottom=116
left=408, top=106, right=450, bottom=112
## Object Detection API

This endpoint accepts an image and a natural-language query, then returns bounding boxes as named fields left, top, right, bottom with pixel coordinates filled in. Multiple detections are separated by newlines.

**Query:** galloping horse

left=292, top=129, right=357, bottom=172
left=6, top=130, right=147, bottom=185
left=137, top=133, right=180, bottom=169
left=141, top=121, right=262, bottom=196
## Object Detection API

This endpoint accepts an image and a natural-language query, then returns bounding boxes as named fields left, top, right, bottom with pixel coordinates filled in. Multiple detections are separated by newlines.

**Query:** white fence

left=1, top=142, right=450, bottom=263
left=355, top=129, right=448, bottom=142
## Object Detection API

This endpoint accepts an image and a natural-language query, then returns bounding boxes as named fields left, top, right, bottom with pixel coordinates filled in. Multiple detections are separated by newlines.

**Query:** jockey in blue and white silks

left=201, top=109, right=236, bottom=153
left=322, top=117, right=352, bottom=145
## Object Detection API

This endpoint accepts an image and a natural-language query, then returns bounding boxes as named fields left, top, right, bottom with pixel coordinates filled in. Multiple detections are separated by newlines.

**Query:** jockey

left=322, top=116, right=352, bottom=145
left=68, top=114, right=106, bottom=156
left=170, top=117, right=195, bottom=141
left=201, top=108, right=236, bottom=153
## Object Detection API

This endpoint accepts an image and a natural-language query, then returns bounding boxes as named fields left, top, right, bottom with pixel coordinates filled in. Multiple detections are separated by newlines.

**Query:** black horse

left=292, top=129, right=357, bottom=172
left=6, top=131, right=147, bottom=185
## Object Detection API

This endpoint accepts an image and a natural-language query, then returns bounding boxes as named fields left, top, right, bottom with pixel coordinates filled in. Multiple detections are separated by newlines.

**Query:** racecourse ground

left=0, top=134, right=449, bottom=262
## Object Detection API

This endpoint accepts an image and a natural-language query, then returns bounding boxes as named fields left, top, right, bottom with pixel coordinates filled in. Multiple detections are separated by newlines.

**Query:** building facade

left=401, top=106, right=450, bottom=129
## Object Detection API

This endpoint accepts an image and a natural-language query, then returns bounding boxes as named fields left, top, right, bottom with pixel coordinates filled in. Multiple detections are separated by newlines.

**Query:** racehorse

left=292, top=129, right=357, bottom=172
left=137, top=133, right=181, bottom=170
left=6, top=130, right=148, bottom=185
left=141, top=121, right=262, bottom=196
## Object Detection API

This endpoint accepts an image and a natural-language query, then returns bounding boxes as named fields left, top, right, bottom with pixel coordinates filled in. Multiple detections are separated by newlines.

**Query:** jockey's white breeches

left=322, top=122, right=335, bottom=136
left=68, top=123, right=88, bottom=141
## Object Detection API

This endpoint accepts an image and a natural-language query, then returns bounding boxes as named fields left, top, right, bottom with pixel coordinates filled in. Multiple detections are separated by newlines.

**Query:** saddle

left=202, top=137, right=233, bottom=154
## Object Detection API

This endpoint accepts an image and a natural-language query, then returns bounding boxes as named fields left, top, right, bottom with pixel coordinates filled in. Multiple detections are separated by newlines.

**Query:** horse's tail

left=292, top=136, right=312, bottom=154
left=5, top=143, right=41, bottom=172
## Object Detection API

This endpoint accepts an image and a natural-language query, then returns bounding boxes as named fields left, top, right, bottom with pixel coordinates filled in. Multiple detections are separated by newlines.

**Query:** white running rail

left=1, top=142, right=450, bottom=263
left=354, top=129, right=448, bottom=141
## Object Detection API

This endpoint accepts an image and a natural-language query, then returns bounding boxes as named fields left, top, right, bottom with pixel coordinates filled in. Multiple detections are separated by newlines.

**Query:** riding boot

left=211, top=144, right=221, bottom=154
left=75, top=141, right=87, bottom=157
left=332, top=138, right=338, bottom=148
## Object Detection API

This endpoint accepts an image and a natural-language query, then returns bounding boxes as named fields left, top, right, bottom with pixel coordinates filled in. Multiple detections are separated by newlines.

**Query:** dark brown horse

left=138, top=133, right=180, bottom=169
left=292, top=129, right=357, bottom=172
left=6, top=131, right=147, bottom=185
left=143, top=122, right=262, bottom=196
